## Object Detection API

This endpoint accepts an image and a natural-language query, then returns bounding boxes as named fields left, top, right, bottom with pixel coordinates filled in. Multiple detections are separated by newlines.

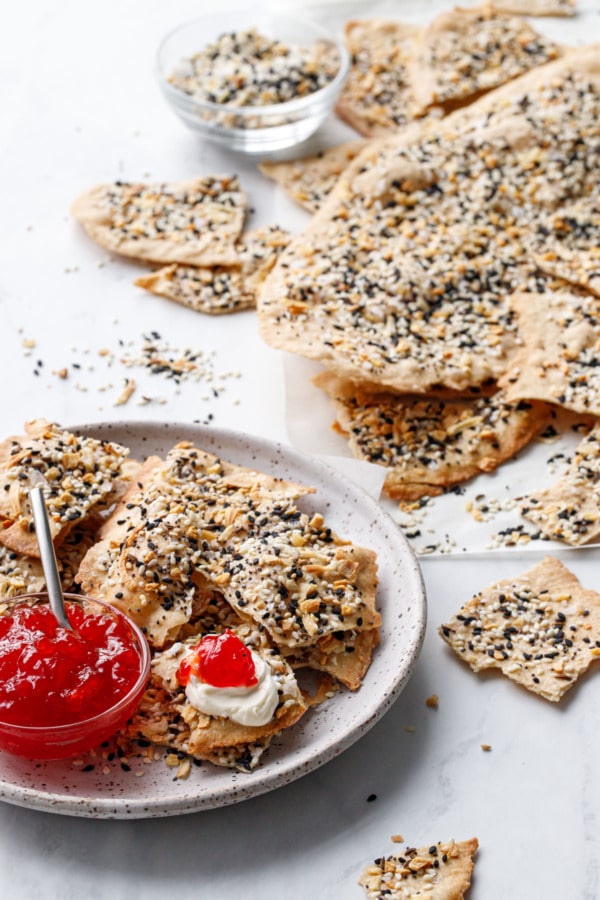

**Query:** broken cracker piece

left=520, top=422, right=600, bottom=545
left=0, top=419, right=129, bottom=557
left=410, top=4, right=560, bottom=114
left=72, top=176, right=247, bottom=267
left=440, top=556, right=600, bottom=701
left=315, top=371, right=550, bottom=500
left=336, top=20, right=426, bottom=137
left=358, top=837, right=478, bottom=899
left=135, top=225, right=290, bottom=315
left=259, top=144, right=365, bottom=213
left=501, top=290, right=600, bottom=416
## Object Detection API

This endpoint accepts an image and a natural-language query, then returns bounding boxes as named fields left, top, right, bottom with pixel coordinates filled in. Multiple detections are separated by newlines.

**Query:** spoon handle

left=29, top=485, right=72, bottom=630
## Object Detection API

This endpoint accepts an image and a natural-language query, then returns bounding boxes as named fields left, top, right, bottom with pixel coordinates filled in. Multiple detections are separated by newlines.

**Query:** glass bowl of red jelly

left=0, top=593, right=150, bottom=759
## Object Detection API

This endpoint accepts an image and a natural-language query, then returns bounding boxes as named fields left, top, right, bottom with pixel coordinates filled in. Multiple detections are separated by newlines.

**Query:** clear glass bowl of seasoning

left=156, top=12, right=349, bottom=153
left=0, top=593, right=150, bottom=759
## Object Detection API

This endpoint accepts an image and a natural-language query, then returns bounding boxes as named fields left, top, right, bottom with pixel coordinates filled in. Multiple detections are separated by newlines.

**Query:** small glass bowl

left=0, top=593, right=150, bottom=760
left=156, top=12, right=349, bottom=153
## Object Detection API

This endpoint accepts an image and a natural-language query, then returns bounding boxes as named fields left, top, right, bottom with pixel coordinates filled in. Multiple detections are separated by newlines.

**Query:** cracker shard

left=0, top=520, right=97, bottom=599
left=135, top=225, right=290, bottom=315
left=440, top=556, right=600, bottom=701
left=315, top=372, right=550, bottom=500
left=0, top=419, right=129, bottom=558
left=410, top=4, right=561, bottom=114
left=259, top=144, right=365, bottom=213
left=335, top=20, right=427, bottom=137
left=72, top=176, right=247, bottom=266
left=358, top=837, right=478, bottom=899
left=520, top=422, right=600, bottom=545
left=500, top=289, right=600, bottom=416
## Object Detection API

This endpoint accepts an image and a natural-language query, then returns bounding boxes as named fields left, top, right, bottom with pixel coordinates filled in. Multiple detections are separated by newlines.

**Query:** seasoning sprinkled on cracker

left=336, top=19, right=427, bottom=137
left=135, top=226, right=290, bottom=315
left=440, top=556, right=600, bottom=701
left=72, top=176, right=247, bottom=267
left=315, top=372, right=550, bottom=500
left=0, top=419, right=129, bottom=557
left=410, top=4, right=560, bottom=114
left=259, top=144, right=365, bottom=213
left=358, top=837, right=478, bottom=899
left=259, top=51, right=600, bottom=395
left=501, top=290, right=600, bottom=416
left=520, top=422, right=600, bottom=545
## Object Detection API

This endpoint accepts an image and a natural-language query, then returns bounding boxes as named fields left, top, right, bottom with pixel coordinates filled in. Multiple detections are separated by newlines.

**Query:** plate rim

left=0, top=421, right=426, bottom=818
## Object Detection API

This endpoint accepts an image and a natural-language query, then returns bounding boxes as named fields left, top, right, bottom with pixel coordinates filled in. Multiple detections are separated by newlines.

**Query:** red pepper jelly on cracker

left=177, top=630, right=258, bottom=689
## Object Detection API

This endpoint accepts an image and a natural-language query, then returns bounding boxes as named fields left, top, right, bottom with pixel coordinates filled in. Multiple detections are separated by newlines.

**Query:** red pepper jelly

left=0, top=594, right=150, bottom=759
left=177, top=630, right=258, bottom=689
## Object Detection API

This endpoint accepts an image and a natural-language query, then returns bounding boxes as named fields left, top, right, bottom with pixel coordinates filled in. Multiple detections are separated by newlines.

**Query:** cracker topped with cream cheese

left=128, top=597, right=307, bottom=771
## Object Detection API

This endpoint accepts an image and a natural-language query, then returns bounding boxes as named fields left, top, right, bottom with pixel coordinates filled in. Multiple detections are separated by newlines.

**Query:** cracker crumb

left=391, top=834, right=404, bottom=844
left=425, top=694, right=439, bottom=709
left=22, top=338, right=36, bottom=349
left=481, top=743, right=492, bottom=752
left=176, top=758, right=192, bottom=779
left=114, top=377, right=136, bottom=407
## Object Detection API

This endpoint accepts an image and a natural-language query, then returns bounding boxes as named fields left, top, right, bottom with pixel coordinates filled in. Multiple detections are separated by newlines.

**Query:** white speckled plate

left=0, top=422, right=426, bottom=818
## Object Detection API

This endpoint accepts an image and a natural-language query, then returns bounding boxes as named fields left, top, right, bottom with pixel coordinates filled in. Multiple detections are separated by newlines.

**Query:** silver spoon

left=29, top=483, right=73, bottom=630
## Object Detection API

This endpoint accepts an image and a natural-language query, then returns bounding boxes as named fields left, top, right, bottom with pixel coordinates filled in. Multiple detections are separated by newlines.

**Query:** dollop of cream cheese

left=184, top=649, right=279, bottom=727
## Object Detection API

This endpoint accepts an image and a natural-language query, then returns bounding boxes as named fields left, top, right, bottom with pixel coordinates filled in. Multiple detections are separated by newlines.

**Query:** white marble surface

left=1, top=0, right=600, bottom=897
